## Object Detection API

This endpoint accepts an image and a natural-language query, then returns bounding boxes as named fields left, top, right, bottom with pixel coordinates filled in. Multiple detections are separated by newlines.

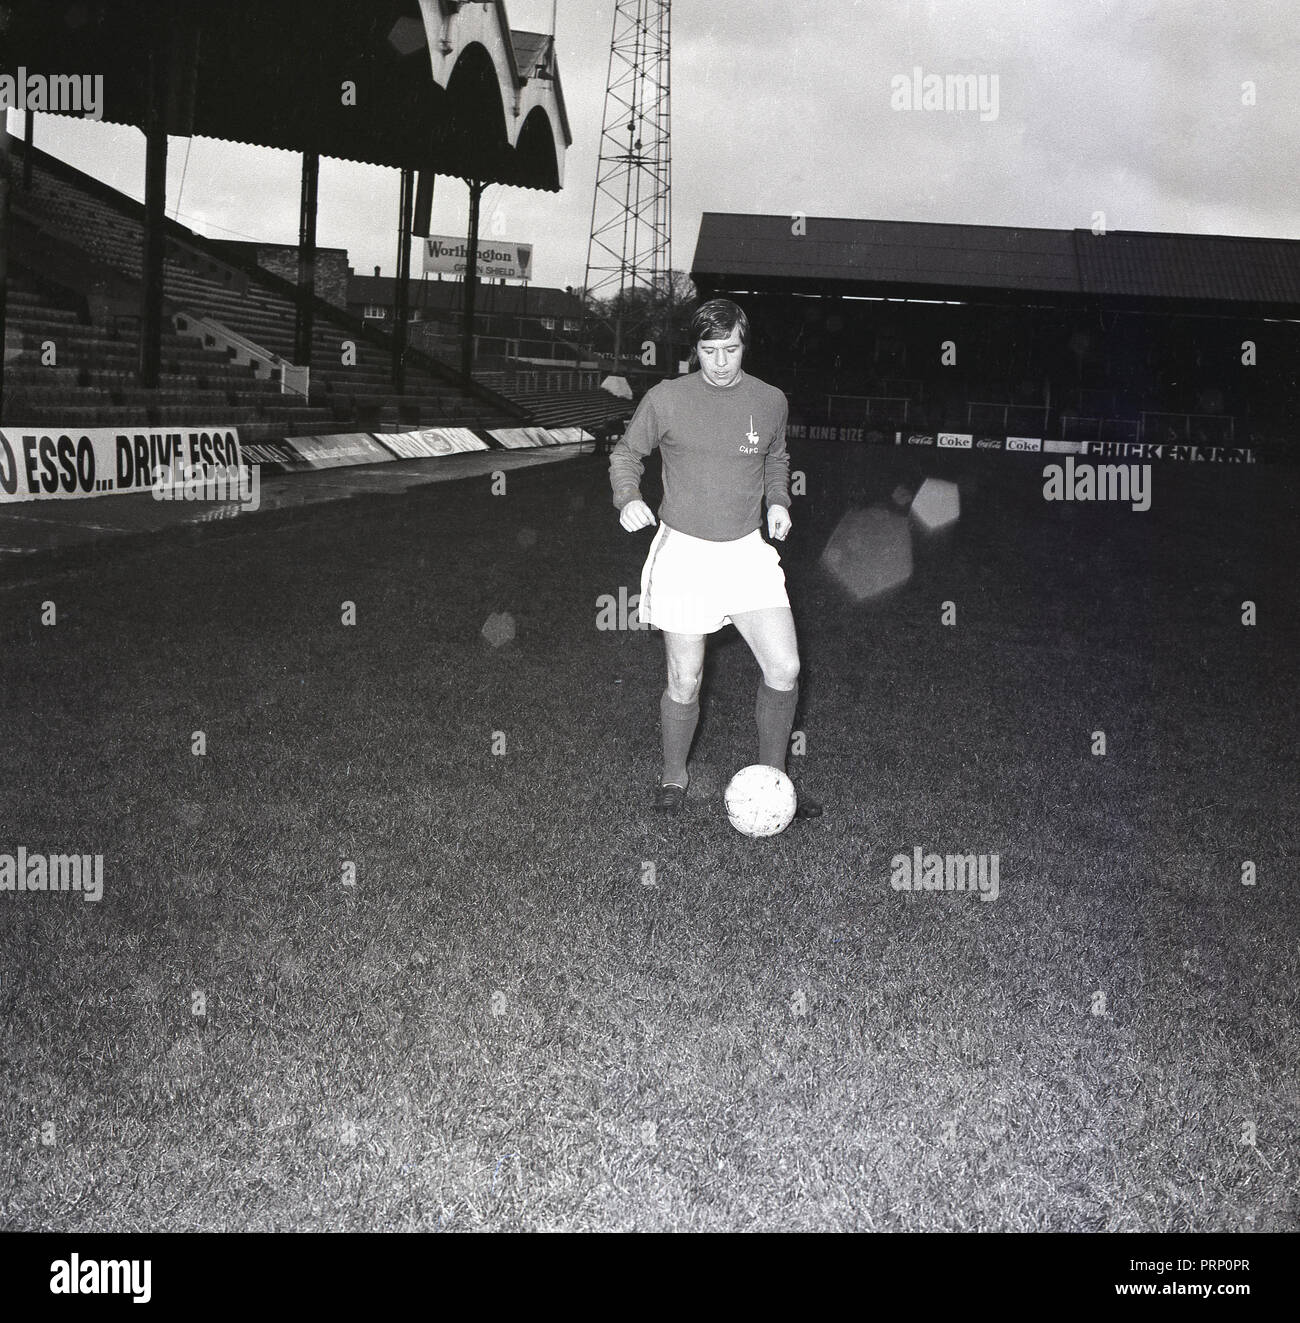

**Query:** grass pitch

left=0, top=441, right=1296, bottom=1231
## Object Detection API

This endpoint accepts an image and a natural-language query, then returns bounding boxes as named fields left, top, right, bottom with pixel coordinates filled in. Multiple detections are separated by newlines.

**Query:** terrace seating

left=6, top=142, right=525, bottom=439
left=2, top=271, right=339, bottom=443
left=500, top=388, right=635, bottom=431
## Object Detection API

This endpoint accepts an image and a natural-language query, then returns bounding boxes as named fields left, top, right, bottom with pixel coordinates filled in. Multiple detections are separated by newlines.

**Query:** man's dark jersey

left=609, top=370, right=791, bottom=542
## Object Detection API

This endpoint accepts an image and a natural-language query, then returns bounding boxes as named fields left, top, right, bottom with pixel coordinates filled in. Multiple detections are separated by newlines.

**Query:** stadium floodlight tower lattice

left=581, top=0, right=672, bottom=376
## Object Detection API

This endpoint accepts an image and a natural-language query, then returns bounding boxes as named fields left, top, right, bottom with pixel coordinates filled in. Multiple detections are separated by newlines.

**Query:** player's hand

left=619, top=499, right=657, bottom=532
left=767, top=504, right=792, bottom=540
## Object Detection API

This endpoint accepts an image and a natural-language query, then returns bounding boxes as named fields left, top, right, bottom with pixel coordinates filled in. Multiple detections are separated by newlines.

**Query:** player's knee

left=765, top=655, right=800, bottom=690
left=666, top=669, right=702, bottom=704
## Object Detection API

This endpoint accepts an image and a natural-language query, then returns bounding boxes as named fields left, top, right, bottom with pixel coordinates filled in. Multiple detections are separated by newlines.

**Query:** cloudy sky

left=8, top=0, right=1298, bottom=291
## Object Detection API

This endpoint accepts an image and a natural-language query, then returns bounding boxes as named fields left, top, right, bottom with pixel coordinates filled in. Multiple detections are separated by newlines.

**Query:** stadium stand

left=347, top=271, right=640, bottom=436
left=3, top=141, right=531, bottom=441
left=3, top=267, right=334, bottom=440
left=693, top=213, right=1300, bottom=452
left=500, top=388, right=633, bottom=430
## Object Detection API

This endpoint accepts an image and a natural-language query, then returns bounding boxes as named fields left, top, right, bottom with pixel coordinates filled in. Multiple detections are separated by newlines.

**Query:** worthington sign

left=423, top=237, right=534, bottom=280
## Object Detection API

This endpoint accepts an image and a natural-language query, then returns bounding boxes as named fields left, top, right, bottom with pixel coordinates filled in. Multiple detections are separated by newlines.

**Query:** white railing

left=279, top=362, right=310, bottom=398
left=1061, top=416, right=1141, bottom=444
left=825, top=394, right=911, bottom=424
left=1140, top=411, right=1235, bottom=445
left=966, top=402, right=1051, bottom=434
left=172, top=311, right=311, bottom=398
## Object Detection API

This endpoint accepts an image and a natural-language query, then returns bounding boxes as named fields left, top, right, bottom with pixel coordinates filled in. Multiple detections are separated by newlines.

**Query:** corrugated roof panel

left=1, top=4, right=569, bottom=187
left=1074, top=232, right=1300, bottom=303
left=694, top=213, right=1300, bottom=308
left=693, top=213, right=1080, bottom=292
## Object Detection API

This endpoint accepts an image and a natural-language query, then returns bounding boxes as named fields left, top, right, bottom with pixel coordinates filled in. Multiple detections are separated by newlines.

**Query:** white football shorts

left=638, top=522, right=789, bottom=634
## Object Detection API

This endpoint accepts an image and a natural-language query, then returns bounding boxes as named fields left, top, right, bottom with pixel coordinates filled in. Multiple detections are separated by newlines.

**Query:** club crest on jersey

left=740, top=416, right=761, bottom=454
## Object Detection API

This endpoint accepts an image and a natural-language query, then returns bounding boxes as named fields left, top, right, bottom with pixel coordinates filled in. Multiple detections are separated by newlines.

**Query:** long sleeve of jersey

left=763, top=393, right=791, bottom=512
left=609, top=389, right=660, bottom=510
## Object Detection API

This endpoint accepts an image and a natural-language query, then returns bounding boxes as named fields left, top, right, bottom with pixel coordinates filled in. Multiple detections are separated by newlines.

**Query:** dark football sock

left=756, top=680, right=798, bottom=770
left=660, top=690, right=699, bottom=787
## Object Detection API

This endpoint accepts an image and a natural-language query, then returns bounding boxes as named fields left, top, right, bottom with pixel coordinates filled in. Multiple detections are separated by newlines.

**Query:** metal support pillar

left=295, top=151, right=319, bottom=372
left=139, top=41, right=169, bottom=389
left=461, top=178, right=484, bottom=383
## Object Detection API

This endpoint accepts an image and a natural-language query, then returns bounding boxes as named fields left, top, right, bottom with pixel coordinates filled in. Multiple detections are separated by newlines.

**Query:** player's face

left=697, top=327, right=745, bottom=386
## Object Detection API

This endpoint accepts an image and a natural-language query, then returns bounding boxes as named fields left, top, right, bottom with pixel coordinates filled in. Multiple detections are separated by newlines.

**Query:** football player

left=610, top=298, right=822, bottom=819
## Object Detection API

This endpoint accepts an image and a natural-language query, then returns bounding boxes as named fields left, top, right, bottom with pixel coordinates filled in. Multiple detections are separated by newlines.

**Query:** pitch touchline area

left=0, top=444, right=591, bottom=559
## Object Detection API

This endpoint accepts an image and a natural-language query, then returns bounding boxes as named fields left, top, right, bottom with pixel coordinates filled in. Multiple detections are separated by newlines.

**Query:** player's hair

left=690, top=298, right=749, bottom=348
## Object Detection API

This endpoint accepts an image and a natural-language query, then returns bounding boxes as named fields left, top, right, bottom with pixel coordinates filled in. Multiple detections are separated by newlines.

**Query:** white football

left=724, top=764, right=797, bottom=837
